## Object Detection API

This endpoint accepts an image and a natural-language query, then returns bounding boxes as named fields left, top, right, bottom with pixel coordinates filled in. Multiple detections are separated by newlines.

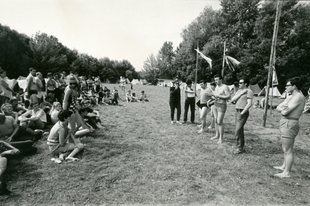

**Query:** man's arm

left=276, top=97, right=290, bottom=112
left=216, top=85, right=231, bottom=100
left=7, top=123, right=19, bottom=142
left=26, top=76, right=33, bottom=91
left=27, top=109, right=44, bottom=121
left=0, top=140, right=20, bottom=156
left=281, top=95, right=304, bottom=116
left=231, top=90, right=247, bottom=102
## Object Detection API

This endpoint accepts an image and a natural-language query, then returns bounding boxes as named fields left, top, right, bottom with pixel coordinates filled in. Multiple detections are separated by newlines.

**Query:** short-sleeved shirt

left=0, top=116, right=15, bottom=138
left=235, top=89, right=254, bottom=109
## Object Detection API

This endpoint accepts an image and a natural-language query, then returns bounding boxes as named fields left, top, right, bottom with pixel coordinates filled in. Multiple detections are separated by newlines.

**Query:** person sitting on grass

left=47, top=110, right=85, bottom=162
left=0, top=140, right=20, bottom=195
left=79, top=107, right=103, bottom=129
left=10, top=98, right=26, bottom=116
left=138, top=90, right=149, bottom=102
left=50, top=102, right=62, bottom=125
left=18, top=102, right=47, bottom=134
left=126, top=90, right=136, bottom=102
left=1, top=103, right=18, bottom=123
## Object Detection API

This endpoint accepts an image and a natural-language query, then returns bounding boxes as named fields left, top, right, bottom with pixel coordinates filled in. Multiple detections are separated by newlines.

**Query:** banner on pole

left=195, top=49, right=212, bottom=69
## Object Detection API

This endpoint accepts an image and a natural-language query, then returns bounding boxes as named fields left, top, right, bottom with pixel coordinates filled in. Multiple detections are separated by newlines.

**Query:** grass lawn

left=1, top=84, right=310, bottom=205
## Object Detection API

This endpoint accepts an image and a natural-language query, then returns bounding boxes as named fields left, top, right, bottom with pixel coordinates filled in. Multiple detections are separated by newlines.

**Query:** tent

left=258, top=86, right=281, bottom=97
left=131, top=79, right=140, bottom=85
left=140, top=79, right=148, bottom=85
left=249, top=84, right=261, bottom=96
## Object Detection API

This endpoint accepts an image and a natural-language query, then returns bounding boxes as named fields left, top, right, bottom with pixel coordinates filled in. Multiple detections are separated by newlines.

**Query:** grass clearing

left=1, top=84, right=310, bottom=205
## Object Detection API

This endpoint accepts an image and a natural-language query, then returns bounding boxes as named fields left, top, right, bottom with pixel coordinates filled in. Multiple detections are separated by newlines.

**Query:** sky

left=0, top=0, right=221, bottom=71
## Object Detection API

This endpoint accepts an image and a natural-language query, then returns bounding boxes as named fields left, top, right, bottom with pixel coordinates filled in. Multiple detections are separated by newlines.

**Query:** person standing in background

left=169, top=80, right=182, bottom=124
left=183, top=79, right=196, bottom=124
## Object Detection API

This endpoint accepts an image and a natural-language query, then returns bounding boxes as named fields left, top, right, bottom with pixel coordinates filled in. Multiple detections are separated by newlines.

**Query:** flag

left=195, top=49, right=212, bottom=69
left=224, top=55, right=241, bottom=72
left=272, top=66, right=278, bottom=86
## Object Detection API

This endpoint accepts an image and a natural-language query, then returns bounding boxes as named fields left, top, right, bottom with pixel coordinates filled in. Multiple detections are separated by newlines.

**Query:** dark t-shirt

left=170, top=87, right=180, bottom=102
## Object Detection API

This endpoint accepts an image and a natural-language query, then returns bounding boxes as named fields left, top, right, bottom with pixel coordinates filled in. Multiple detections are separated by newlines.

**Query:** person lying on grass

left=0, top=114, right=40, bottom=155
left=0, top=140, right=20, bottom=195
left=47, top=110, right=84, bottom=162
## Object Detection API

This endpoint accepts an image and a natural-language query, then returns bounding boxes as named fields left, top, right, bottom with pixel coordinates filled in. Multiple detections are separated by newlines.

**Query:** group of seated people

left=126, top=90, right=149, bottom=103
left=0, top=69, right=106, bottom=195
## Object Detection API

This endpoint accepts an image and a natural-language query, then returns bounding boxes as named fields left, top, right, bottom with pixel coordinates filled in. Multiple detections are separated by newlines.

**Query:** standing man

left=211, top=75, right=231, bottom=144
left=183, top=79, right=195, bottom=124
left=197, top=80, right=214, bottom=133
left=169, top=80, right=182, bottom=124
left=274, top=77, right=305, bottom=178
left=0, top=67, right=14, bottom=108
left=25, top=68, right=38, bottom=98
left=231, top=77, right=253, bottom=154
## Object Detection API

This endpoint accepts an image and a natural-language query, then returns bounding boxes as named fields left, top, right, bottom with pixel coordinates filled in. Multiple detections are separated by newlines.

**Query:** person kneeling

left=47, top=110, right=84, bottom=162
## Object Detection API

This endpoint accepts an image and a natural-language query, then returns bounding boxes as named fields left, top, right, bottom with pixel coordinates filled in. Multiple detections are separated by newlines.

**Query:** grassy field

left=1, top=84, right=310, bottom=205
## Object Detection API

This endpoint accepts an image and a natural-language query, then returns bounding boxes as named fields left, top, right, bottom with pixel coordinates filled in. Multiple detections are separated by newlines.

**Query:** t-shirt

left=235, top=89, right=254, bottom=109
left=0, top=116, right=15, bottom=138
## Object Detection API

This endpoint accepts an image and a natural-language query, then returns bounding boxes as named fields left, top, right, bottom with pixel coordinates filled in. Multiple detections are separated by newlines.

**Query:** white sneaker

left=197, top=129, right=206, bottom=133
left=176, top=121, right=182, bottom=125
left=171, top=121, right=174, bottom=124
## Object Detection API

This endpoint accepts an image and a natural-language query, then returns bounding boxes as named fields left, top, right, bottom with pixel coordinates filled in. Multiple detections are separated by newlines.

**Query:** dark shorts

left=214, top=102, right=227, bottom=113
left=280, top=118, right=299, bottom=139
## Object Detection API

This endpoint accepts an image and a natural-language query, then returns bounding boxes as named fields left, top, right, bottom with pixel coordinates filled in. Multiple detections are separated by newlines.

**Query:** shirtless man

left=26, top=68, right=38, bottom=99
left=211, top=75, right=231, bottom=143
left=197, top=80, right=214, bottom=133
left=274, top=77, right=305, bottom=178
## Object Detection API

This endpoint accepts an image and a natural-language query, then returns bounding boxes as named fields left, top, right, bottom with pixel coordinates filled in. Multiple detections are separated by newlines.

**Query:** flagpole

left=263, top=0, right=282, bottom=127
left=195, top=40, right=199, bottom=98
left=222, top=40, right=226, bottom=77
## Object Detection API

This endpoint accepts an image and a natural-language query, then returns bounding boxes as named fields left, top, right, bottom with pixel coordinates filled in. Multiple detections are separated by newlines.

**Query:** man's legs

left=211, top=106, right=219, bottom=140
left=169, top=102, right=175, bottom=122
left=183, top=98, right=190, bottom=122
left=189, top=98, right=195, bottom=123
left=176, top=103, right=181, bottom=122
left=198, top=107, right=208, bottom=133
left=235, top=111, right=249, bottom=152
left=274, top=137, right=295, bottom=178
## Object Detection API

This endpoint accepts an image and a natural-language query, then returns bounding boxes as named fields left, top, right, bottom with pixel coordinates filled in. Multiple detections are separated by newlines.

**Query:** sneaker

left=176, top=121, right=183, bottom=125
left=197, top=129, right=206, bottom=133
left=171, top=121, right=174, bottom=124
left=197, top=124, right=202, bottom=129
left=233, top=149, right=245, bottom=154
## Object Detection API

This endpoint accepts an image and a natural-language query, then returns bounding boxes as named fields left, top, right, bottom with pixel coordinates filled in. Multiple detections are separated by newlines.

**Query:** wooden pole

left=263, top=0, right=282, bottom=127
left=195, top=40, right=199, bottom=98
left=222, top=40, right=226, bottom=77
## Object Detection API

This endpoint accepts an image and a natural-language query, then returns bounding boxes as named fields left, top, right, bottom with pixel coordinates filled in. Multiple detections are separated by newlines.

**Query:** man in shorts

left=197, top=80, right=214, bottom=133
left=274, top=77, right=305, bottom=178
left=211, top=75, right=231, bottom=144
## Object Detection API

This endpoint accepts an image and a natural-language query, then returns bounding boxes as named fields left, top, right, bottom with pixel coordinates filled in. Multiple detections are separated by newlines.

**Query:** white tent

left=131, top=79, right=140, bottom=85
left=258, top=86, right=281, bottom=97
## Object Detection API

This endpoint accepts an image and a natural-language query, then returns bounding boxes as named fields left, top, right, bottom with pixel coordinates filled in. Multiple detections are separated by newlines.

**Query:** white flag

left=195, top=49, right=212, bottom=69
left=272, top=66, right=279, bottom=86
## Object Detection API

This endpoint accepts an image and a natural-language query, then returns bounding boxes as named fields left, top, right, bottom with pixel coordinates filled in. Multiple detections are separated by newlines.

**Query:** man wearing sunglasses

left=274, top=77, right=305, bottom=178
left=231, top=77, right=253, bottom=154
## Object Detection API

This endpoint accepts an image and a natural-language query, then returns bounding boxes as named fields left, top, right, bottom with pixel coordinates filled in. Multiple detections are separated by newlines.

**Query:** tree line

left=141, top=0, right=310, bottom=93
left=0, top=26, right=140, bottom=82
